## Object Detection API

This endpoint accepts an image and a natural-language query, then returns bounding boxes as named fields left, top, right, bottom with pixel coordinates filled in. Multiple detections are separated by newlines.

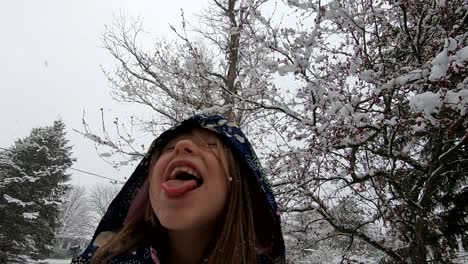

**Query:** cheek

left=210, top=165, right=229, bottom=204
left=149, top=162, right=165, bottom=205
left=217, top=181, right=228, bottom=207
left=151, top=158, right=166, bottom=185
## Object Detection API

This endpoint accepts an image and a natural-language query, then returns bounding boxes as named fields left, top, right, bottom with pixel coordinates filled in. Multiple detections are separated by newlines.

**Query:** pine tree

left=0, top=119, right=75, bottom=263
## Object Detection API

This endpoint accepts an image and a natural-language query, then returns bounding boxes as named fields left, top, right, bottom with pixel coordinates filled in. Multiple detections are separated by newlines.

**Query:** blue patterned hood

left=73, top=114, right=285, bottom=263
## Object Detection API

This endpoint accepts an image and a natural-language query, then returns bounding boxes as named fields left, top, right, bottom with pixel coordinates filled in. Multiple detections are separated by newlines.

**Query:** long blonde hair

left=91, top=135, right=263, bottom=264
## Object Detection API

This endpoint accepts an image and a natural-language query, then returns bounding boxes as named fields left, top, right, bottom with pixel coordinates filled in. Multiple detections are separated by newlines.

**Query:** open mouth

left=172, top=171, right=204, bottom=186
left=162, top=165, right=204, bottom=198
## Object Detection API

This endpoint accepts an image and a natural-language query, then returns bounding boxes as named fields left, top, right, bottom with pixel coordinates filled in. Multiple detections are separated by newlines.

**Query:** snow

left=409, top=89, right=468, bottom=119
left=200, top=105, right=231, bottom=116
left=3, top=194, right=34, bottom=207
left=315, top=54, right=327, bottom=63
left=429, top=49, right=450, bottom=80
left=359, top=70, right=374, bottom=82
left=402, top=142, right=413, bottom=154
left=409, top=92, right=442, bottom=123
left=327, top=101, right=343, bottom=115
left=2, top=175, right=38, bottom=184
left=338, top=103, right=354, bottom=117
left=412, top=117, right=427, bottom=133
left=42, top=198, right=62, bottom=206
left=261, top=59, right=279, bottom=70
left=384, top=116, right=399, bottom=126
left=277, top=64, right=297, bottom=75
left=184, top=57, right=199, bottom=71
left=436, top=0, right=446, bottom=7
left=382, top=70, right=426, bottom=88
left=353, top=113, right=369, bottom=127
left=300, top=118, right=315, bottom=126
left=75, top=131, right=116, bottom=148
left=36, top=145, right=50, bottom=153
left=428, top=44, right=468, bottom=81
left=23, top=212, right=40, bottom=220
left=45, top=259, right=71, bottom=264
left=348, top=62, right=359, bottom=74
left=456, top=46, right=468, bottom=62
left=446, top=89, right=468, bottom=115
left=0, top=157, right=23, bottom=172
left=446, top=38, right=457, bottom=51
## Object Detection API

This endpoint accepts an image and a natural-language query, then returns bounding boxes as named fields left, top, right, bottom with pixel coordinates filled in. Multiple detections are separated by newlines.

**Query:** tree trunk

left=411, top=216, right=428, bottom=264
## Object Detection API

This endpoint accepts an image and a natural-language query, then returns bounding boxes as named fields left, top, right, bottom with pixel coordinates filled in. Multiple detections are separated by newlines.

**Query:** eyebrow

left=165, top=130, right=212, bottom=143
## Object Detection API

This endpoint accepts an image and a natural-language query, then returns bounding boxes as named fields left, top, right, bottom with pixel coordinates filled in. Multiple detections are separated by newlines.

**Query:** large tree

left=78, top=0, right=275, bottom=167
left=0, top=120, right=75, bottom=263
left=249, top=0, right=468, bottom=263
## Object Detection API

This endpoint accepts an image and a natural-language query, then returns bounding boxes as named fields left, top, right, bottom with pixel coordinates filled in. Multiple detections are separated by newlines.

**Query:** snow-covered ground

left=45, top=259, right=71, bottom=264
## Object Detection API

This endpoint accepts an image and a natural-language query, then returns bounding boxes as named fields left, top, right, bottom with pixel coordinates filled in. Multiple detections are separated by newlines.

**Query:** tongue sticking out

left=162, top=179, right=198, bottom=198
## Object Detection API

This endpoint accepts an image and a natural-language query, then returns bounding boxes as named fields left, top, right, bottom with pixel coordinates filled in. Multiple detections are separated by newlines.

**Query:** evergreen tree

left=0, top=119, right=75, bottom=263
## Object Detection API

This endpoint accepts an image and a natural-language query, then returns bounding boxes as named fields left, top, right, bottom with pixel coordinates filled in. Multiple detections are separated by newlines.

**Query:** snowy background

left=1, top=0, right=467, bottom=263
left=0, top=0, right=207, bottom=187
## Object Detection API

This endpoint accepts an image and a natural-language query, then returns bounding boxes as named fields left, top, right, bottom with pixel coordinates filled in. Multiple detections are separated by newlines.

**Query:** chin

left=157, top=210, right=193, bottom=228
left=158, top=212, right=216, bottom=232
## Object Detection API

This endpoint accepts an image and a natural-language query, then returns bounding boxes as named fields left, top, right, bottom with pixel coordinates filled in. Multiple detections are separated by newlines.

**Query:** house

left=52, top=236, right=89, bottom=258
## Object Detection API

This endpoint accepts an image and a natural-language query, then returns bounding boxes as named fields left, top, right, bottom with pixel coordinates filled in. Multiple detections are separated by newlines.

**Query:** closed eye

left=163, top=146, right=175, bottom=152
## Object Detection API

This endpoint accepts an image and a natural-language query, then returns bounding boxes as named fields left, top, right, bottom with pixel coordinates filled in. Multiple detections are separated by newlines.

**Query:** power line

left=1, top=146, right=125, bottom=184
left=70, top=168, right=125, bottom=184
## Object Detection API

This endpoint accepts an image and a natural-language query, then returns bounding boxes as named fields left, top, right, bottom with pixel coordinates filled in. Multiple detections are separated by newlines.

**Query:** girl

left=71, top=114, right=285, bottom=264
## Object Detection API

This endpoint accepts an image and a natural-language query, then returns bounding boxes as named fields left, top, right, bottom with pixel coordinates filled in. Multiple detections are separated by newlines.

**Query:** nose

left=173, top=138, right=198, bottom=154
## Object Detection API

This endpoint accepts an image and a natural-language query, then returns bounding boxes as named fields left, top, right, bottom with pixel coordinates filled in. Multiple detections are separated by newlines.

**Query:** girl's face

left=149, top=128, right=229, bottom=231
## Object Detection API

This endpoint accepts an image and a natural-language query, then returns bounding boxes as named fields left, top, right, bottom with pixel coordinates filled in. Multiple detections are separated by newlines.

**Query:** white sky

left=0, top=0, right=208, bottom=187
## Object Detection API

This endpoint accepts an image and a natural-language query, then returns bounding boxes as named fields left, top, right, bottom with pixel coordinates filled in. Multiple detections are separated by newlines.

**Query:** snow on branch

left=1, top=176, right=38, bottom=186
left=22, top=212, right=39, bottom=220
left=73, top=129, right=116, bottom=148
left=3, top=194, right=34, bottom=207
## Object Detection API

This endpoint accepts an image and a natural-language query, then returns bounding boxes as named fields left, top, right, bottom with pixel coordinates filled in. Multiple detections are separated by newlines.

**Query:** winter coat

left=71, top=114, right=285, bottom=264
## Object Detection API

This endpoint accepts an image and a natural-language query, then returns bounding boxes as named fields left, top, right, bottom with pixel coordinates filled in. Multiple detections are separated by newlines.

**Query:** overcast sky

left=0, top=0, right=208, bottom=187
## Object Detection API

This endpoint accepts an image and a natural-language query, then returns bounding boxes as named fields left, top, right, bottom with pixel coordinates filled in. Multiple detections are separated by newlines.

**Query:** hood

left=83, top=114, right=285, bottom=262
